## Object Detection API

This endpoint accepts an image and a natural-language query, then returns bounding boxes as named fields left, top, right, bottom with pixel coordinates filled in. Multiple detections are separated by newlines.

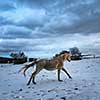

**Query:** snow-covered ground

left=0, top=58, right=100, bottom=100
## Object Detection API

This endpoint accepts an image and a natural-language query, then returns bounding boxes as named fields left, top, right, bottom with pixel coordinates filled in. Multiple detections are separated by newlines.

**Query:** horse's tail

left=18, top=59, right=39, bottom=77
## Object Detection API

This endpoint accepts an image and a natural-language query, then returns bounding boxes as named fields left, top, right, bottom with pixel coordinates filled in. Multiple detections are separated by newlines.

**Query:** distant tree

left=10, top=51, right=27, bottom=59
left=69, top=47, right=81, bottom=55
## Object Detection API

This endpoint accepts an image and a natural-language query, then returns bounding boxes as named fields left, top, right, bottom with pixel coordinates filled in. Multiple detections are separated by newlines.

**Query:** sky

left=0, top=0, right=100, bottom=58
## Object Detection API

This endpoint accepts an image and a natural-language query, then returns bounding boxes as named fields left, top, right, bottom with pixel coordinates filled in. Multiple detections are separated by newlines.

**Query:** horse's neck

left=55, top=56, right=65, bottom=62
left=51, top=55, right=65, bottom=62
left=59, top=55, right=66, bottom=62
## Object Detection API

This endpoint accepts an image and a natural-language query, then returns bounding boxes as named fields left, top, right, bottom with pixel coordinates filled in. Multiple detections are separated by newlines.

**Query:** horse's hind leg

left=62, top=68, right=72, bottom=79
left=27, top=72, right=34, bottom=85
left=27, top=70, right=39, bottom=85
left=27, top=66, right=43, bottom=85
left=32, top=66, right=43, bottom=84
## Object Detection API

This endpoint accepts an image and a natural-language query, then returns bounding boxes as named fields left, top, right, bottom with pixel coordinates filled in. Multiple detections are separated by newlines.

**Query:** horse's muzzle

left=67, top=59, right=71, bottom=62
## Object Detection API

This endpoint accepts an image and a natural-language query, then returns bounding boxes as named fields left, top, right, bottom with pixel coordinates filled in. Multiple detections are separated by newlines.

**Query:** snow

left=0, top=58, right=100, bottom=100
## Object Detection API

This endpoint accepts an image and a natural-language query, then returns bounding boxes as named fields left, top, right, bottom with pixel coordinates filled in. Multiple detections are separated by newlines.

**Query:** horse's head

left=60, top=51, right=71, bottom=62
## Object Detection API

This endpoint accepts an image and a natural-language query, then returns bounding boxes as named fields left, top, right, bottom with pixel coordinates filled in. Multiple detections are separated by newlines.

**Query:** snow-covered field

left=0, top=58, right=100, bottom=100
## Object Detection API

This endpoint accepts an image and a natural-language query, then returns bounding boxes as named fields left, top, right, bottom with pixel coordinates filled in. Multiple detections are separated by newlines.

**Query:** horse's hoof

left=33, top=82, right=36, bottom=84
left=33, top=81, right=36, bottom=84
left=69, top=76, right=72, bottom=79
left=27, top=83, right=30, bottom=86
left=58, top=80, right=63, bottom=82
left=69, top=77, right=72, bottom=79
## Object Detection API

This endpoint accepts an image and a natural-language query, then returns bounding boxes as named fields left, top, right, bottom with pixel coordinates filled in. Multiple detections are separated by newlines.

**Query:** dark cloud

left=0, top=0, right=16, bottom=11
left=1, top=0, right=100, bottom=34
left=0, top=25, right=32, bottom=39
left=0, top=16, right=14, bottom=26
left=39, top=0, right=100, bottom=34
left=0, top=4, right=15, bottom=11
left=0, top=0, right=100, bottom=57
left=17, top=0, right=57, bottom=8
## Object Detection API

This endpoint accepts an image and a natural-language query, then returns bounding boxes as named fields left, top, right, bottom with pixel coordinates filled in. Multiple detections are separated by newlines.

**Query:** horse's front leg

left=31, top=66, right=43, bottom=85
left=58, top=69, right=63, bottom=82
left=62, top=68, right=72, bottom=79
left=27, top=70, right=37, bottom=85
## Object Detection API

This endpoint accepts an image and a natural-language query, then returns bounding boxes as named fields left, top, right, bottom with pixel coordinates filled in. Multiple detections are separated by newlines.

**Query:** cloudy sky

left=0, top=0, right=100, bottom=58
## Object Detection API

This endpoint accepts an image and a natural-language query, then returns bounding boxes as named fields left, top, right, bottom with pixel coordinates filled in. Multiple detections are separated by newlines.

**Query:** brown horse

left=19, top=51, right=72, bottom=85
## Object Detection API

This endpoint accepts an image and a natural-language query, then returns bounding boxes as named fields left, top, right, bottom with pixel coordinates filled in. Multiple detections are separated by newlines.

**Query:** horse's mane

left=53, top=50, right=70, bottom=58
left=59, top=50, right=70, bottom=55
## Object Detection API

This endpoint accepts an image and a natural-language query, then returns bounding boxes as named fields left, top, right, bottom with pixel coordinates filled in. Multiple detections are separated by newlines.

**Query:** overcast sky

left=0, top=0, right=100, bottom=57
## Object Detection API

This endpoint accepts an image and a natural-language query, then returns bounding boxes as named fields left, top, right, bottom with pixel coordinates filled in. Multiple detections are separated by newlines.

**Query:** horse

left=19, top=51, right=72, bottom=85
